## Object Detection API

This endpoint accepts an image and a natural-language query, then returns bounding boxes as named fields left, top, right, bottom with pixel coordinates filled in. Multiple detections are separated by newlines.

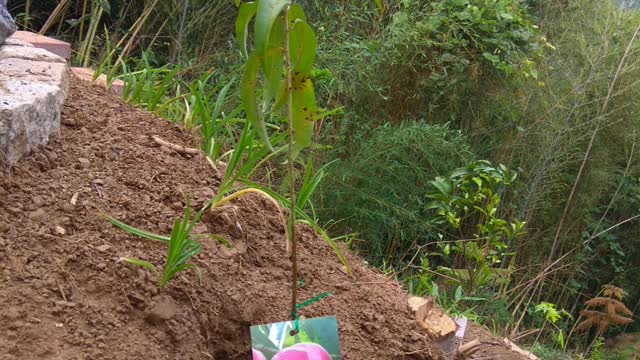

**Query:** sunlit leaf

left=288, top=4, right=306, bottom=22
left=235, top=1, right=257, bottom=58
left=263, top=14, right=285, bottom=101
left=118, top=257, right=158, bottom=273
left=291, top=72, right=317, bottom=149
left=373, top=0, right=383, bottom=14
left=254, top=0, right=291, bottom=56
left=289, top=19, right=317, bottom=75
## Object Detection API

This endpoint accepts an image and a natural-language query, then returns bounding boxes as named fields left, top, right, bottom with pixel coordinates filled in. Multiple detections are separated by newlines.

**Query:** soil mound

left=0, top=78, right=527, bottom=359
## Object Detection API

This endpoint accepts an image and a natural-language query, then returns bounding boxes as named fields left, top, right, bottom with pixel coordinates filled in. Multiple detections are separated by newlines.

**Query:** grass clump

left=108, top=199, right=202, bottom=289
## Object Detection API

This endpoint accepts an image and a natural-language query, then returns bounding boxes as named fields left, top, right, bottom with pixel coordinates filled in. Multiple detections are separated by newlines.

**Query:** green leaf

left=288, top=4, right=306, bottom=22
left=291, top=73, right=317, bottom=149
left=429, top=177, right=452, bottom=195
left=241, top=54, right=273, bottom=149
left=454, top=285, right=463, bottom=301
left=482, top=52, right=500, bottom=64
left=235, top=1, right=257, bottom=58
left=104, top=214, right=170, bottom=242
left=210, top=234, right=233, bottom=247
left=289, top=19, right=317, bottom=75
left=372, top=0, right=383, bottom=14
left=119, top=257, right=158, bottom=273
left=263, top=14, right=285, bottom=101
left=254, top=0, right=291, bottom=56
left=212, top=77, right=235, bottom=122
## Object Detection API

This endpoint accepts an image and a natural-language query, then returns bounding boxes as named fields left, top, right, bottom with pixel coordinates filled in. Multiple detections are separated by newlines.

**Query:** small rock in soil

left=54, top=226, right=65, bottom=235
left=54, top=300, right=77, bottom=308
left=61, top=118, right=78, bottom=127
left=78, top=158, right=91, bottom=168
left=32, top=195, right=45, bottom=207
left=28, top=208, right=46, bottom=219
left=95, top=244, right=111, bottom=252
left=145, top=295, right=177, bottom=324
left=44, top=150, right=58, bottom=163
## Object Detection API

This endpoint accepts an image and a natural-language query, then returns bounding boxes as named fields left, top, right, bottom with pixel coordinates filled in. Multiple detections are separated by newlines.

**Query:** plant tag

left=250, top=315, right=342, bottom=359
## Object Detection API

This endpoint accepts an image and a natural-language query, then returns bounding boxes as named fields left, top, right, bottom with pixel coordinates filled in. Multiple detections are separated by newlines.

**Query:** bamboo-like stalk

left=507, top=22, right=640, bottom=338
left=79, top=0, right=89, bottom=40
left=39, top=0, right=70, bottom=34
left=56, top=0, right=71, bottom=37
left=79, top=2, right=104, bottom=67
left=546, top=23, right=640, bottom=264
left=108, top=0, right=161, bottom=78
left=24, top=0, right=31, bottom=30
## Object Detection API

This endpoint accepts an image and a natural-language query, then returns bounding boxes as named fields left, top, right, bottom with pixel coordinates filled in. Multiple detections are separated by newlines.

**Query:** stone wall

left=0, top=36, right=69, bottom=167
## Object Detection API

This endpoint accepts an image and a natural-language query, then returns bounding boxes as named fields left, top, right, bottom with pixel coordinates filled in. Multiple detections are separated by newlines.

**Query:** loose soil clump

left=0, top=78, right=528, bottom=359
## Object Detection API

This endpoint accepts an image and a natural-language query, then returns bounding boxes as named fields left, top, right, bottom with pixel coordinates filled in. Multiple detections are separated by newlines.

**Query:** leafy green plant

left=317, top=122, right=474, bottom=269
left=534, top=302, right=573, bottom=350
left=120, top=54, right=181, bottom=111
left=427, top=160, right=525, bottom=291
left=372, top=0, right=551, bottom=119
left=416, top=281, right=488, bottom=322
left=235, top=0, right=345, bottom=324
left=111, top=200, right=202, bottom=289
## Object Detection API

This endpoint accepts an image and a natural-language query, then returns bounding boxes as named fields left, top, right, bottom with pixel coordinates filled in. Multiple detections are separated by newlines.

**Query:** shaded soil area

left=0, top=77, right=527, bottom=359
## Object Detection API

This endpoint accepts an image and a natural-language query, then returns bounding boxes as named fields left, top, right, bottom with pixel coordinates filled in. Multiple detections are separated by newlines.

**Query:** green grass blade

left=118, top=257, right=158, bottom=273
left=103, top=214, right=170, bottom=242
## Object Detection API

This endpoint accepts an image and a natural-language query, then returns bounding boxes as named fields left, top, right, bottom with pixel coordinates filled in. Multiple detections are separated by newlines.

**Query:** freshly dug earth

left=0, top=78, right=528, bottom=359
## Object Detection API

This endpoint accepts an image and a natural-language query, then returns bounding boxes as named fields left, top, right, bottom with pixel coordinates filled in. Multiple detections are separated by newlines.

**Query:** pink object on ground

left=272, top=343, right=331, bottom=360
left=252, top=349, right=267, bottom=360
left=71, top=67, right=125, bottom=96
left=12, top=31, right=70, bottom=61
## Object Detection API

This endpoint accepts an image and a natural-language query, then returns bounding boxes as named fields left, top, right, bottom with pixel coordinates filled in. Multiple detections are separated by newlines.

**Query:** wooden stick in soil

left=151, top=135, right=200, bottom=155
left=457, top=339, right=481, bottom=358
left=284, top=6, right=299, bottom=325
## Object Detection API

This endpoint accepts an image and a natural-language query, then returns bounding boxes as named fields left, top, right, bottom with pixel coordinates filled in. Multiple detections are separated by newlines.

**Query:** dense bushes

left=316, top=122, right=474, bottom=267
left=373, top=0, right=548, bottom=120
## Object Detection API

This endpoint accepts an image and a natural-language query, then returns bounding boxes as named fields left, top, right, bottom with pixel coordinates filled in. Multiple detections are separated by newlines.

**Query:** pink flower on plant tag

left=272, top=343, right=331, bottom=360
left=252, top=349, right=267, bottom=360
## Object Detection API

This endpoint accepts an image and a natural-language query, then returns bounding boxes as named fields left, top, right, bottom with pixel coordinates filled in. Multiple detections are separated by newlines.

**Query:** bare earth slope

left=0, top=78, right=526, bottom=360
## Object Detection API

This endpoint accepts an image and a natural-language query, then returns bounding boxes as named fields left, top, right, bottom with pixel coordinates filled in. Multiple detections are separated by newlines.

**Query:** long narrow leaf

left=241, top=55, right=272, bottom=149
left=254, top=0, right=291, bottom=56
left=291, top=73, right=317, bottom=149
left=104, top=215, right=170, bottom=242
left=235, top=1, right=258, bottom=58
left=289, top=19, right=317, bottom=75
left=119, top=257, right=158, bottom=273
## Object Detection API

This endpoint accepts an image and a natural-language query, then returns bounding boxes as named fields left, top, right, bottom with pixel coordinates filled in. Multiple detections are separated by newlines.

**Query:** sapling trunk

left=283, top=5, right=299, bottom=324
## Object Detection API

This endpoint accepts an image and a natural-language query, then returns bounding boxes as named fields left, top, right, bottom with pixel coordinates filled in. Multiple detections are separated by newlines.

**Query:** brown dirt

left=0, top=77, right=529, bottom=359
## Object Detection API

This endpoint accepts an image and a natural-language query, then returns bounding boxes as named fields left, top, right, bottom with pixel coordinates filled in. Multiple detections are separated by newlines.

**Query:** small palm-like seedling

left=110, top=200, right=202, bottom=289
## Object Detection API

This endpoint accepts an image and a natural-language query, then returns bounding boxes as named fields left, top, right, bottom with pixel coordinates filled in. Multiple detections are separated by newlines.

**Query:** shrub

left=316, top=122, right=474, bottom=268
left=377, top=0, right=549, bottom=120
